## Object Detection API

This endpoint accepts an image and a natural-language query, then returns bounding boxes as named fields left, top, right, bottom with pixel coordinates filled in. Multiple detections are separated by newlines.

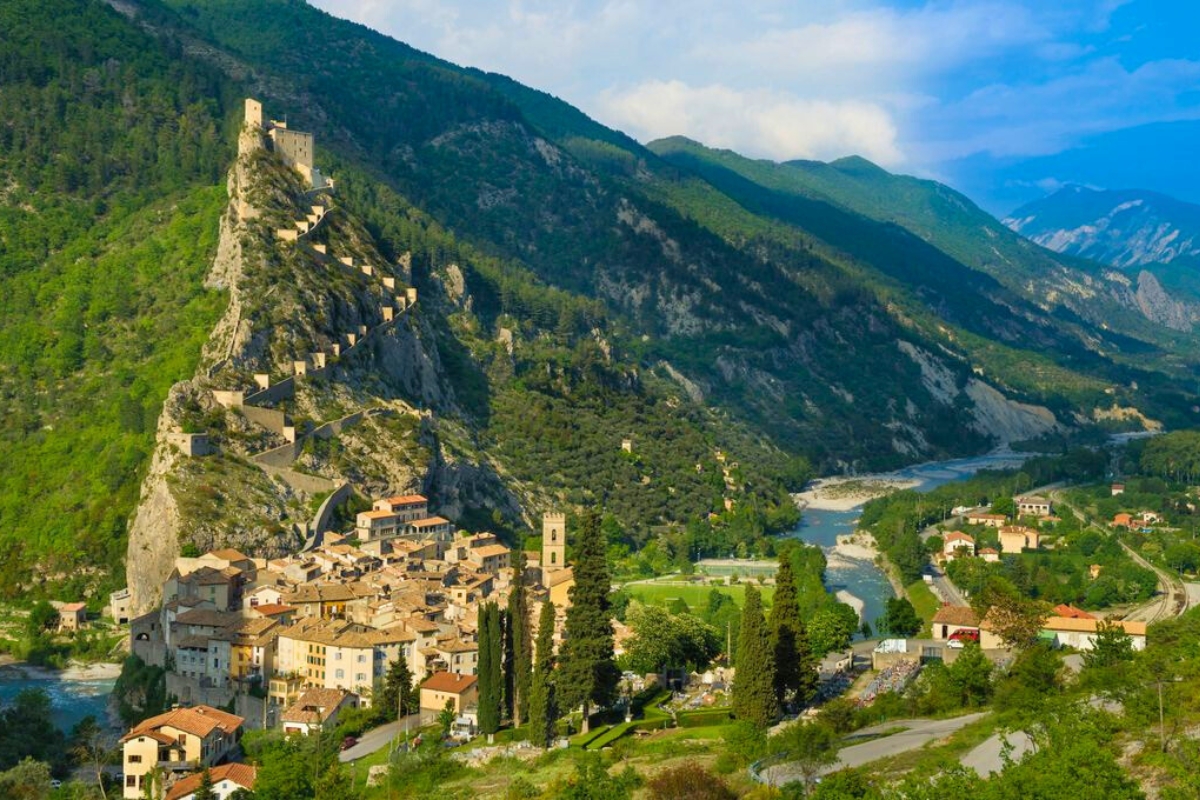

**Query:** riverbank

left=0, top=656, right=122, bottom=681
left=796, top=477, right=921, bottom=511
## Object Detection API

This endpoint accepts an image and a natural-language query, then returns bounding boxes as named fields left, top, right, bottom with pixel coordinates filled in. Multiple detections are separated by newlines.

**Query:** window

left=336, top=669, right=345, bottom=679
left=357, top=654, right=366, bottom=663
left=334, top=651, right=342, bottom=660
left=356, top=673, right=366, bottom=682
left=127, top=755, right=143, bottom=764
left=127, top=776, right=137, bottom=788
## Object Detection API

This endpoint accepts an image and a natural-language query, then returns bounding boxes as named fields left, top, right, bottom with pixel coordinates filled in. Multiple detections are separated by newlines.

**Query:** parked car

left=340, top=735, right=359, bottom=751
left=947, top=629, right=980, bottom=648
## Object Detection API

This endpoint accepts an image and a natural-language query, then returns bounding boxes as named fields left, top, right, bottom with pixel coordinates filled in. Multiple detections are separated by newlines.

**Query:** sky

left=310, top=0, right=1200, bottom=214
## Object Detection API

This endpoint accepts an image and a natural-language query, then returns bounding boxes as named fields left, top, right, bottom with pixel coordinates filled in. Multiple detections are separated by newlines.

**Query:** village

left=113, top=491, right=576, bottom=799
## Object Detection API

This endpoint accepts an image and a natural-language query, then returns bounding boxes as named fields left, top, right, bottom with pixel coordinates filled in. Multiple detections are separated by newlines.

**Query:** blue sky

left=312, top=1, right=1200, bottom=213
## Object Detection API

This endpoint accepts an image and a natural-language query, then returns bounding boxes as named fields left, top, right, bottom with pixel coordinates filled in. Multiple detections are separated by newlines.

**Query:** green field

left=625, top=581, right=775, bottom=610
left=905, top=579, right=941, bottom=638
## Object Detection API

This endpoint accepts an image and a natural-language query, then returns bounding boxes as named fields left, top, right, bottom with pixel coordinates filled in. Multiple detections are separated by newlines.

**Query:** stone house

left=930, top=606, right=980, bottom=641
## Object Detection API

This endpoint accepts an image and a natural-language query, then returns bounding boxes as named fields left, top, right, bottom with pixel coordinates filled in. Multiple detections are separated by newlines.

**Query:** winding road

left=759, top=712, right=989, bottom=786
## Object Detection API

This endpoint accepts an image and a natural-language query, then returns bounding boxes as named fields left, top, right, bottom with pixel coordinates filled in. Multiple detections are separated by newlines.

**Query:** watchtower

left=542, top=512, right=566, bottom=569
left=244, top=98, right=263, bottom=129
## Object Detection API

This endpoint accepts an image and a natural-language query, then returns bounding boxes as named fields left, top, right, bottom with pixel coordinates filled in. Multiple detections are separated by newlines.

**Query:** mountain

left=3, top=0, right=1200, bottom=604
left=944, top=119, right=1200, bottom=216
left=1004, top=185, right=1200, bottom=269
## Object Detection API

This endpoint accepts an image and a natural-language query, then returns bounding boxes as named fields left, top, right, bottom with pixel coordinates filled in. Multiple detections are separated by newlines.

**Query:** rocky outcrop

left=898, top=341, right=1059, bottom=444
left=125, top=385, right=188, bottom=614
left=1135, top=270, right=1193, bottom=332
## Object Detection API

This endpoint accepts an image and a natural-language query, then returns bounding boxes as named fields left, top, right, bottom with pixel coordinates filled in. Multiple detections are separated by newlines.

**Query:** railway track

left=1119, top=540, right=1189, bottom=623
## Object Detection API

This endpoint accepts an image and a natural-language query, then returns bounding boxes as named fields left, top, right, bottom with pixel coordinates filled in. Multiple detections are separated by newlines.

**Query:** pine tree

left=507, top=550, right=533, bottom=726
left=557, top=509, right=619, bottom=732
left=194, top=768, right=216, bottom=800
left=769, top=553, right=818, bottom=709
left=378, top=655, right=416, bottom=721
left=528, top=599, right=558, bottom=747
left=477, top=602, right=503, bottom=735
left=733, top=585, right=778, bottom=728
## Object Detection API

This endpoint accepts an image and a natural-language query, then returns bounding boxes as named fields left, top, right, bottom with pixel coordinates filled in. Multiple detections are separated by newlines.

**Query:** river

left=791, top=449, right=1035, bottom=631
left=0, top=664, right=119, bottom=733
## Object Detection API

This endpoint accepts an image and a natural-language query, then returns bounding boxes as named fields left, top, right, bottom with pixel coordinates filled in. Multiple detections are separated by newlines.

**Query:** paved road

left=338, top=712, right=427, bottom=762
left=760, top=712, right=989, bottom=785
left=960, top=730, right=1035, bottom=776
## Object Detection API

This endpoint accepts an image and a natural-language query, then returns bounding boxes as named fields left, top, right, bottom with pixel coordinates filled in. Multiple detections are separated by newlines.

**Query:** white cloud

left=597, top=80, right=904, bottom=166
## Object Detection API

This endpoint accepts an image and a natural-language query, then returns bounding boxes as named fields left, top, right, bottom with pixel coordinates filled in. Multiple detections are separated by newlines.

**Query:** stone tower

left=543, top=512, right=566, bottom=569
left=244, top=98, right=263, bottom=129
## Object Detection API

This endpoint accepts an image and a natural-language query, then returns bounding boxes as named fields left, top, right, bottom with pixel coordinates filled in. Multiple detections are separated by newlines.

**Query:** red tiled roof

left=385, top=494, right=428, bottom=505
left=122, top=705, right=243, bottom=742
left=165, top=764, right=256, bottom=800
left=1053, top=604, right=1096, bottom=620
left=421, top=672, right=477, bottom=694
left=931, top=606, right=980, bottom=627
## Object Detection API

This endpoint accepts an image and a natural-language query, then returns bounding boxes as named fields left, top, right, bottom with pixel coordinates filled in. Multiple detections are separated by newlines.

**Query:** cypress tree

left=507, top=550, right=533, bottom=726
left=733, top=585, right=778, bottom=728
left=769, top=553, right=818, bottom=709
left=556, top=509, right=619, bottom=732
left=477, top=602, right=503, bottom=735
left=528, top=599, right=558, bottom=747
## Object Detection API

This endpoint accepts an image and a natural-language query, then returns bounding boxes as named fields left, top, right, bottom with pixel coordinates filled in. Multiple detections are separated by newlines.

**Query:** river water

left=0, top=668, right=118, bottom=733
left=791, top=449, right=1034, bottom=632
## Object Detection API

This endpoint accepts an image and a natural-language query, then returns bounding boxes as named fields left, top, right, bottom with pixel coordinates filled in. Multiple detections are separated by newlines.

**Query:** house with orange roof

left=56, top=601, right=88, bottom=631
left=420, top=672, right=478, bottom=714
left=942, top=532, right=975, bottom=561
left=966, top=512, right=1007, bottom=528
left=931, top=606, right=980, bottom=641
left=1053, top=604, right=1095, bottom=620
left=120, top=705, right=244, bottom=799
left=165, top=763, right=257, bottom=800
left=1112, top=512, right=1134, bottom=528
left=281, top=688, right=359, bottom=735
left=373, top=493, right=429, bottom=522
left=979, top=547, right=1000, bottom=563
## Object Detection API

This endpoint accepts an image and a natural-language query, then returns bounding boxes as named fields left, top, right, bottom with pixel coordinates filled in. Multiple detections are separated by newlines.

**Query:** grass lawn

left=625, top=581, right=775, bottom=610
left=905, top=579, right=941, bottom=637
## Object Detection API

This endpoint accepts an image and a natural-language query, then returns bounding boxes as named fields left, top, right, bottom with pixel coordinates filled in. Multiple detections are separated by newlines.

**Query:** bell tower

left=542, top=512, right=566, bottom=569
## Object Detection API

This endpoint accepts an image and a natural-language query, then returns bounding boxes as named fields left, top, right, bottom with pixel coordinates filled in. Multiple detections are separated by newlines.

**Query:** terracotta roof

left=208, top=548, right=250, bottom=561
left=1053, top=604, right=1096, bottom=620
left=1044, top=616, right=1146, bottom=636
left=410, top=516, right=451, bottom=528
left=471, top=544, right=510, bottom=557
left=251, top=604, right=296, bottom=617
left=421, top=672, right=477, bottom=694
left=968, top=513, right=1007, bottom=520
left=359, top=510, right=401, bottom=520
left=437, top=639, right=477, bottom=654
left=123, top=705, right=243, bottom=742
left=931, top=606, right=980, bottom=627
left=384, top=494, right=428, bottom=505
left=165, top=764, right=256, bottom=800
left=281, top=688, right=354, bottom=725
left=546, top=567, right=574, bottom=586
left=59, top=602, right=87, bottom=612
left=944, top=532, right=974, bottom=543
left=175, top=609, right=238, bottom=628
left=980, top=547, right=999, bottom=554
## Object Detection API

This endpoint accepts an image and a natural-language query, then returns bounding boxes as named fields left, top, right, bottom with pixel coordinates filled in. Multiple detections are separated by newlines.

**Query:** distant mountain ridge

left=1004, top=185, right=1200, bottom=269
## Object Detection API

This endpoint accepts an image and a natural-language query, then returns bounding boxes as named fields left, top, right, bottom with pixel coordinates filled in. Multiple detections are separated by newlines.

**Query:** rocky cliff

left=125, top=124, right=513, bottom=613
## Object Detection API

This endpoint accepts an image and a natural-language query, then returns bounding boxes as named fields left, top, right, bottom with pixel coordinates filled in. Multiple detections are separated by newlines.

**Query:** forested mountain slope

left=4, top=0, right=1200, bottom=600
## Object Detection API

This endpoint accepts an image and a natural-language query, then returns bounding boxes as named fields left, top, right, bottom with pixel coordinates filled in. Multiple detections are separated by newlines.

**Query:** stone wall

left=241, top=405, right=289, bottom=436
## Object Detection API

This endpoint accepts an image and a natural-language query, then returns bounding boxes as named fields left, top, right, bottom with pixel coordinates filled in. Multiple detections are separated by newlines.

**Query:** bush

left=647, top=762, right=736, bottom=800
